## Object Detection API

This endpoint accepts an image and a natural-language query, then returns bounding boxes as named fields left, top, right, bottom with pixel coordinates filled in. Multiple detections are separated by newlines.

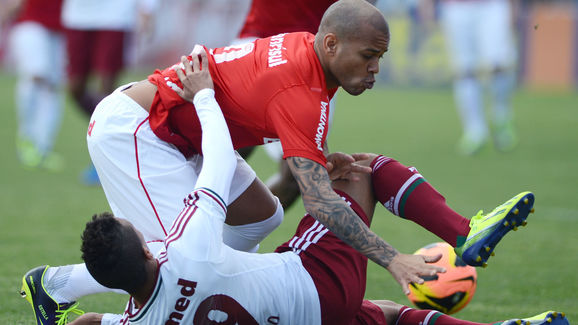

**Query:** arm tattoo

left=287, top=157, right=399, bottom=268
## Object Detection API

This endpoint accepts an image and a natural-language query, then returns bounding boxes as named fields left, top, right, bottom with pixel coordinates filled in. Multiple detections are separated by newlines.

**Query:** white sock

left=33, top=82, right=62, bottom=155
left=490, top=70, right=515, bottom=125
left=454, top=77, right=488, bottom=140
left=45, top=264, right=126, bottom=303
left=222, top=197, right=284, bottom=252
left=16, top=78, right=37, bottom=141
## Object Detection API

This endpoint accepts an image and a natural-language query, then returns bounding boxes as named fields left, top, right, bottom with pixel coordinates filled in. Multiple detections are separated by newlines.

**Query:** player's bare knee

left=31, top=76, right=56, bottom=89
left=370, top=300, right=403, bottom=324
left=226, top=177, right=278, bottom=225
left=268, top=197, right=284, bottom=229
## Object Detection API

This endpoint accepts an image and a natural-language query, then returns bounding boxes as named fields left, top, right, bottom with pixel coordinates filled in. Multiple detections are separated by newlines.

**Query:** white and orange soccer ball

left=407, top=242, right=477, bottom=315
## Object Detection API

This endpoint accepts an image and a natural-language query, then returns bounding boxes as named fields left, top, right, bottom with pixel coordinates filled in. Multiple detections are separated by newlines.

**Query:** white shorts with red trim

left=86, top=87, right=256, bottom=241
left=8, top=21, right=65, bottom=83
left=439, top=0, right=515, bottom=72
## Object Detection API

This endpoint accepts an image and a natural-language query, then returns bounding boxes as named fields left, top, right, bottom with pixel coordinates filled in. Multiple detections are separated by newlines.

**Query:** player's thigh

left=225, top=167, right=277, bottom=226
left=476, top=0, right=516, bottom=69
left=92, top=30, right=126, bottom=77
left=65, top=29, right=93, bottom=80
left=439, top=1, right=478, bottom=72
left=87, top=90, right=196, bottom=240
left=88, top=91, right=263, bottom=237
left=356, top=300, right=402, bottom=325
left=8, top=22, right=62, bottom=81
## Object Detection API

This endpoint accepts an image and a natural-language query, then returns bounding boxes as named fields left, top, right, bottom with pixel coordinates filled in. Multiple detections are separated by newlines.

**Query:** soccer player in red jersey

left=85, top=0, right=400, bottom=274
left=238, top=0, right=340, bottom=39
left=233, top=0, right=377, bottom=209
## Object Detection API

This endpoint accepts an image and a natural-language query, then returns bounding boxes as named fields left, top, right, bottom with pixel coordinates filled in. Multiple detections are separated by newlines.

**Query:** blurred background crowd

left=0, top=0, right=576, bottom=179
left=2, top=0, right=576, bottom=88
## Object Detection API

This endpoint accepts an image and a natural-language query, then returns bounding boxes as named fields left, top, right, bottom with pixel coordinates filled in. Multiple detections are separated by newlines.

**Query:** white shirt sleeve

left=100, top=313, right=123, bottom=325
left=192, top=88, right=237, bottom=204
left=166, top=189, right=227, bottom=262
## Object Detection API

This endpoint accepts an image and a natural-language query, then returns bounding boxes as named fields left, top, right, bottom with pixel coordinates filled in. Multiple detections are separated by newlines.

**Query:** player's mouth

left=363, top=80, right=375, bottom=89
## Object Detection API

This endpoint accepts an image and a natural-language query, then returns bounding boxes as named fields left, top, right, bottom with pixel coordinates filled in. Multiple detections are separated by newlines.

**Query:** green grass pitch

left=0, top=71, right=576, bottom=323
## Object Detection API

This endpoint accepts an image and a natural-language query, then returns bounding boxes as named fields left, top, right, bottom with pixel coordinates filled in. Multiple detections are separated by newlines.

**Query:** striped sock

left=370, top=155, right=470, bottom=246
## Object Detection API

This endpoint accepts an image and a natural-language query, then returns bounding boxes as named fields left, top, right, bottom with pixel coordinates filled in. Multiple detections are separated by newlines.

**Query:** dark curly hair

left=81, top=212, right=148, bottom=293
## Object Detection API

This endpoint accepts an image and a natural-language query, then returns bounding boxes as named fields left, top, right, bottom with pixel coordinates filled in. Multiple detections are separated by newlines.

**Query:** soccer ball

left=407, top=242, right=477, bottom=314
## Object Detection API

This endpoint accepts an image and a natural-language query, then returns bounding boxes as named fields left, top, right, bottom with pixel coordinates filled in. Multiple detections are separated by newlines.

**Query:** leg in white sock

left=222, top=197, right=284, bottom=252
left=33, top=82, right=63, bottom=156
left=489, top=68, right=517, bottom=151
left=15, top=77, right=37, bottom=143
left=489, top=69, right=514, bottom=124
left=453, top=75, right=488, bottom=155
left=44, top=264, right=126, bottom=303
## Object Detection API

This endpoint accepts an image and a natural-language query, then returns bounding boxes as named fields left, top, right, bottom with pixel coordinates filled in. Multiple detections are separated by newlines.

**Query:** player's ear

left=323, top=33, right=338, bottom=56
left=143, top=247, right=154, bottom=260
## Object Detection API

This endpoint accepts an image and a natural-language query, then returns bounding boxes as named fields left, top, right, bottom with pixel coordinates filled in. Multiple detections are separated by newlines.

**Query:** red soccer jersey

left=238, top=0, right=338, bottom=38
left=148, top=32, right=337, bottom=167
left=16, top=0, right=63, bottom=31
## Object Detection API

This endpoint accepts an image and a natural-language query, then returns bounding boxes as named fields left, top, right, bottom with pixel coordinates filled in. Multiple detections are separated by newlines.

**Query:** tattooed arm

left=287, top=156, right=445, bottom=294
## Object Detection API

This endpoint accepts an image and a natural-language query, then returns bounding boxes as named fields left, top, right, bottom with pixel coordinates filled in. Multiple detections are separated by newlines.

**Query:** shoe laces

left=55, top=302, right=84, bottom=325
left=469, top=210, right=485, bottom=226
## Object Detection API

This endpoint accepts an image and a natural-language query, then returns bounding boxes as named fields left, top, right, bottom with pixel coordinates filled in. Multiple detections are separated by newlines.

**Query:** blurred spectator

left=3, top=0, right=66, bottom=171
left=130, top=0, right=251, bottom=70
left=422, top=0, right=519, bottom=155
left=60, top=0, right=158, bottom=184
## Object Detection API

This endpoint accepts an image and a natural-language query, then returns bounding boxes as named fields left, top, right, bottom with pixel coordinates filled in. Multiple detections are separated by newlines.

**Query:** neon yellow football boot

left=498, top=311, right=569, bottom=325
left=493, top=120, right=518, bottom=153
left=455, top=191, right=534, bottom=267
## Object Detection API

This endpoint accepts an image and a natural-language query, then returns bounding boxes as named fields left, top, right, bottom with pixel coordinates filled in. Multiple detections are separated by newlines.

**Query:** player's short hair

left=81, top=212, right=148, bottom=293
left=318, top=0, right=389, bottom=41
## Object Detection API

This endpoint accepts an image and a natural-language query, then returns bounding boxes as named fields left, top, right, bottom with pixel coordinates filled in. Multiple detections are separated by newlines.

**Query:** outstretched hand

left=172, top=47, right=214, bottom=102
left=326, top=152, right=372, bottom=181
left=386, top=253, right=446, bottom=295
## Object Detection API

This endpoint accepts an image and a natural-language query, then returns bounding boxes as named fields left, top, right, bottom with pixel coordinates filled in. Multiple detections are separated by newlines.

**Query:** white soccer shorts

left=439, top=0, right=516, bottom=73
left=87, top=87, right=256, bottom=241
left=8, top=21, right=64, bottom=83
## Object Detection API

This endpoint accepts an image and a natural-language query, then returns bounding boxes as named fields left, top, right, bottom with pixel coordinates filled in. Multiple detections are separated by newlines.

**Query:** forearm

left=309, top=186, right=399, bottom=268
left=172, top=49, right=235, bottom=201
left=288, top=157, right=399, bottom=268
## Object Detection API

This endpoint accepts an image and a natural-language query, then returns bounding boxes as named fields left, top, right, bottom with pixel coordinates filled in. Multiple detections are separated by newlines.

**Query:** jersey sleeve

left=100, top=313, right=124, bottom=325
left=267, top=85, right=329, bottom=166
left=192, top=88, right=236, bottom=204
left=164, top=189, right=227, bottom=263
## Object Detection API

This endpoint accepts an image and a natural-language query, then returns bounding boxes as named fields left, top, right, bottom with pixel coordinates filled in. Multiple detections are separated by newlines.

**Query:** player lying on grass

left=23, top=48, right=568, bottom=325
